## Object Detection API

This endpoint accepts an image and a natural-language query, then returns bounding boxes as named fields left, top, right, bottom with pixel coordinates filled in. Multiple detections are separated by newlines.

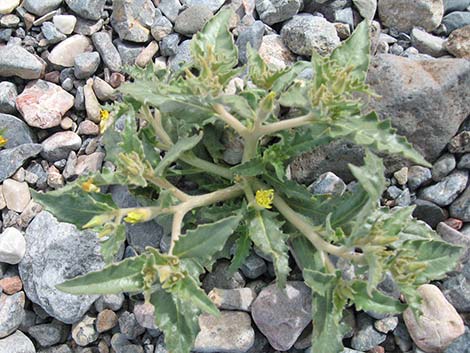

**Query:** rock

left=77, top=120, right=99, bottom=136
left=0, top=330, right=35, bottom=353
left=48, top=35, right=92, bottom=67
left=378, top=0, right=444, bottom=32
left=135, top=41, right=159, bottom=67
left=367, top=54, right=470, bottom=163
left=23, top=0, right=62, bottom=16
left=442, top=11, right=470, bottom=33
left=93, top=77, right=116, bottom=101
left=450, top=187, right=470, bottom=221
left=403, top=284, right=465, bottom=353
left=446, top=25, right=470, bottom=59
left=65, top=0, right=106, bottom=21
left=37, top=345, right=71, bottom=353
left=308, top=171, right=346, bottom=196
left=419, top=170, right=468, bottom=206
left=111, top=333, right=144, bottom=353
left=84, top=78, right=101, bottom=123
left=159, top=34, right=179, bottom=57
left=74, top=17, right=104, bottom=35
left=74, top=52, right=100, bottom=79
left=449, top=131, right=470, bottom=153
left=0, top=276, right=23, bottom=294
left=0, top=114, right=35, bottom=148
left=96, top=309, right=118, bottom=333
left=240, top=252, right=267, bottom=279
left=251, top=282, right=311, bottom=351
left=0, top=0, right=20, bottom=14
left=258, top=34, right=295, bottom=70
left=412, top=199, right=448, bottom=228
left=281, top=14, right=340, bottom=56
left=202, top=260, right=246, bottom=292
left=194, top=311, right=254, bottom=352
left=18, top=212, right=104, bottom=324
left=2, top=179, right=30, bottom=212
left=111, top=0, right=156, bottom=43
left=174, top=5, right=212, bottom=36
left=133, top=302, right=158, bottom=330
left=0, top=82, right=17, bottom=114
left=432, top=153, right=456, bottom=181
left=92, top=32, right=122, bottom=72
left=151, top=16, right=173, bottom=41
left=0, top=292, right=25, bottom=337
left=41, top=131, right=81, bottom=161
left=208, top=288, right=257, bottom=311
left=353, top=0, right=377, bottom=21
left=444, top=0, right=470, bottom=12
left=169, top=39, right=193, bottom=70
left=0, top=45, right=45, bottom=79
left=436, top=222, right=470, bottom=264
left=255, top=0, right=302, bottom=25
left=114, top=40, right=144, bottom=66
left=444, top=328, right=470, bottom=353
left=0, top=144, right=42, bottom=183
left=236, top=21, right=265, bottom=64
left=94, top=294, right=125, bottom=312
left=158, top=0, right=182, bottom=22
left=53, top=15, right=77, bottom=35
left=72, top=315, right=99, bottom=346
left=374, top=317, right=399, bottom=334
left=411, top=27, right=447, bottom=57
left=459, top=154, right=470, bottom=169
left=16, top=80, right=74, bottom=129
left=408, top=166, right=432, bottom=191
left=41, top=22, right=67, bottom=45
left=351, top=313, right=387, bottom=351
left=442, top=273, right=470, bottom=313
left=28, top=321, right=67, bottom=347
left=181, top=0, right=225, bottom=12
left=118, top=311, right=145, bottom=340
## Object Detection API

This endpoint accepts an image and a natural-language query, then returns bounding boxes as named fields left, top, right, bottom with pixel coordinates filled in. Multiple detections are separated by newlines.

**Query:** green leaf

left=248, top=210, right=290, bottom=287
left=400, top=239, right=463, bottom=284
left=331, top=21, right=370, bottom=82
left=351, top=281, right=407, bottom=314
left=229, top=232, right=252, bottom=273
left=100, top=224, right=126, bottom=264
left=171, top=276, right=219, bottom=316
left=155, top=133, right=203, bottom=176
left=214, top=95, right=255, bottom=120
left=173, top=214, right=243, bottom=265
left=151, top=288, right=200, bottom=353
left=279, top=81, right=310, bottom=108
left=56, top=255, right=147, bottom=294
left=331, top=112, right=431, bottom=167
left=231, top=158, right=265, bottom=177
left=32, top=185, right=117, bottom=228
left=290, top=236, right=323, bottom=272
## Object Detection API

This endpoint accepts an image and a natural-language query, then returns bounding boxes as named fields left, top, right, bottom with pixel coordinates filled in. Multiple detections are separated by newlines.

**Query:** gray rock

left=168, top=39, right=192, bottom=70
left=442, top=273, right=470, bottom=312
left=174, top=5, right=212, bottom=36
left=41, top=22, right=67, bottom=44
left=0, top=45, right=45, bottom=79
left=443, top=11, right=470, bottom=33
left=53, top=14, right=77, bottom=35
left=281, top=14, right=340, bottom=56
left=236, top=20, right=265, bottom=64
left=115, top=40, right=145, bottom=66
left=111, top=0, right=156, bottom=43
left=374, top=316, right=398, bottom=334
left=0, top=143, right=42, bottom=183
left=353, top=0, right=377, bottom=21
left=251, top=282, right=311, bottom=351
left=0, top=81, right=17, bottom=114
left=119, top=311, right=145, bottom=340
left=411, top=27, right=447, bottom=57
left=0, top=330, right=36, bottom=353
left=444, top=0, right=470, bottom=12
left=458, top=154, right=470, bottom=169
left=41, top=131, right=82, bottom=162
left=445, top=24, right=470, bottom=59
left=0, top=291, right=25, bottom=338
left=38, top=344, right=72, bottom=353
left=0, top=113, right=35, bottom=148
left=351, top=313, right=387, bottom=351
left=202, top=260, right=246, bottom=292
left=449, top=131, right=470, bottom=153
left=151, top=16, right=173, bottom=41
left=194, top=311, right=255, bottom=352
left=94, top=293, right=125, bottom=312
left=92, top=32, right=122, bottom=72
left=408, top=165, right=432, bottom=191
left=412, top=199, right=448, bottom=228
left=65, top=0, right=106, bottom=21
left=158, top=0, right=182, bottom=22
left=240, top=252, right=267, bottom=279
left=255, top=0, right=302, bottom=25
left=23, top=0, right=62, bottom=16
left=72, top=315, right=99, bottom=346
left=181, top=0, right=225, bottom=12
left=111, top=333, right=144, bottom=353
left=378, top=0, right=444, bottom=32
left=133, top=302, right=158, bottom=330
left=450, top=186, right=470, bottom=221
left=419, top=170, right=468, bottom=206
left=437, top=222, right=470, bottom=264
left=308, top=171, right=346, bottom=196
left=18, top=212, right=104, bottom=324
left=28, top=321, right=67, bottom=347
left=159, top=33, right=180, bottom=57
left=444, top=328, right=470, bottom=353
left=432, top=153, right=456, bottom=181
left=74, top=52, right=100, bottom=79
left=73, top=17, right=104, bottom=35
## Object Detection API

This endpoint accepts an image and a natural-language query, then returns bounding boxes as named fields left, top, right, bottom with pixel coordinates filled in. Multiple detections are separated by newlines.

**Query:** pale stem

left=144, top=172, right=190, bottom=202
left=213, top=103, right=249, bottom=137
left=258, top=113, right=315, bottom=136
left=169, top=210, right=185, bottom=254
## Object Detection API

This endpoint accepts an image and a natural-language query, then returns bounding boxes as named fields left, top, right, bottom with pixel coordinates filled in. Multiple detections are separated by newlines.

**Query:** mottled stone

left=408, top=165, right=432, bottom=191
left=353, top=0, right=377, bottom=21
left=255, top=0, right=302, bottom=25
left=28, top=321, right=67, bottom=347
left=92, top=32, right=122, bottom=72
left=0, top=292, right=25, bottom=338
left=351, top=313, right=387, bottom=351
left=0, top=82, right=17, bottom=114
left=174, top=5, right=213, bottom=36
left=48, top=35, right=92, bottom=67
left=202, top=260, right=246, bottom=292
left=308, top=171, right=346, bottom=196
left=41, top=22, right=67, bottom=44
left=65, top=0, right=106, bottom=21
left=432, top=153, right=456, bottom=181
left=450, top=187, right=470, bottom=221
left=96, top=309, right=118, bottom=333
left=84, top=78, right=101, bottom=123
left=181, top=0, right=225, bottom=12
left=74, top=52, right=100, bottom=79
left=411, top=27, right=447, bottom=57
left=419, top=170, right=468, bottom=206
left=118, top=311, right=145, bottom=340
left=24, top=0, right=62, bottom=16
left=0, top=276, right=22, bottom=294
left=0, top=330, right=35, bottom=353
left=446, top=25, right=470, bottom=59
left=0, top=114, right=35, bottom=148
left=259, top=34, right=295, bottom=70
left=209, top=288, right=257, bottom=311
left=111, top=0, right=156, bottom=43
left=236, top=20, right=264, bottom=64
left=168, top=39, right=192, bottom=70
left=158, top=0, right=182, bottom=22
left=72, top=315, right=99, bottom=346
left=41, top=131, right=81, bottom=161
left=16, top=80, right=74, bottom=129
left=0, top=45, right=45, bottom=79
left=133, top=302, right=158, bottom=330
left=443, top=11, right=470, bottom=33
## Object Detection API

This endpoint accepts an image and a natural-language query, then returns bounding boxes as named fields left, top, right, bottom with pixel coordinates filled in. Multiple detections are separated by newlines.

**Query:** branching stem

left=213, top=104, right=249, bottom=137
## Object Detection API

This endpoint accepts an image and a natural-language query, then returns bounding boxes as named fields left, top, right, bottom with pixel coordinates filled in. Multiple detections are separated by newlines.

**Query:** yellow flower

left=124, top=209, right=152, bottom=224
left=255, top=189, right=274, bottom=209
left=99, top=109, right=110, bottom=134
left=0, top=135, right=8, bottom=148
left=81, top=179, right=100, bottom=193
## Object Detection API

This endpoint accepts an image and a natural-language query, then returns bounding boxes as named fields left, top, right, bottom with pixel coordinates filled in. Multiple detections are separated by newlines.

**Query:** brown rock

left=16, top=80, right=74, bottom=129
left=0, top=276, right=22, bottom=294
left=445, top=25, right=470, bottom=59
left=77, top=120, right=99, bottom=135
left=403, top=284, right=465, bottom=353
left=74, top=152, right=105, bottom=176
left=96, top=309, right=118, bottom=333
left=258, top=34, right=295, bottom=70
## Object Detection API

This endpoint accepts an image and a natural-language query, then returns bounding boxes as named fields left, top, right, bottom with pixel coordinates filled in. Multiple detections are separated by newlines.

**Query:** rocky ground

left=0, top=0, right=469, bottom=352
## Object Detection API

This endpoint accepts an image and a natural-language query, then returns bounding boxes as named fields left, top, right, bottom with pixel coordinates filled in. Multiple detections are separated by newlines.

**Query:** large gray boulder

left=0, top=114, right=35, bottom=148
left=19, top=211, right=104, bottom=324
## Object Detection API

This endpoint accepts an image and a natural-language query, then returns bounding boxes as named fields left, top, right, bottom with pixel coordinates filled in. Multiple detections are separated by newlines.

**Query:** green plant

left=33, top=10, right=462, bottom=353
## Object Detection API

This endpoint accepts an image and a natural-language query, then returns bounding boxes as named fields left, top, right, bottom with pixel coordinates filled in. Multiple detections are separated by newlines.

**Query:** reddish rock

left=0, top=276, right=22, bottom=294
left=444, top=218, right=464, bottom=230
left=369, top=346, right=385, bottom=353
left=96, top=309, right=118, bottom=333
left=446, top=25, right=470, bottom=59
left=16, top=80, right=74, bottom=129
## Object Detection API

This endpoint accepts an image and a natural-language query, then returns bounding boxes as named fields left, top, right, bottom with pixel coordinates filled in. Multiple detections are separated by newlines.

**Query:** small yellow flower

left=255, top=189, right=274, bottom=209
left=81, top=178, right=100, bottom=193
left=99, top=109, right=110, bottom=134
left=124, top=209, right=152, bottom=224
left=0, top=135, right=8, bottom=148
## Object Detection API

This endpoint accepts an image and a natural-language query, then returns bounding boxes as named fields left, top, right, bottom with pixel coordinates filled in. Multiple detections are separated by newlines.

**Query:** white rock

left=84, top=78, right=101, bottom=123
left=2, top=179, right=31, bottom=213
left=53, top=15, right=77, bottom=35
left=0, top=227, right=26, bottom=264
left=0, top=0, right=19, bottom=14
left=259, top=34, right=295, bottom=70
left=411, top=27, right=447, bottom=57
left=48, top=35, right=92, bottom=67
left=353, top=0, right=377, bottom=21
left=0, top=186, right=5, bottom=210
